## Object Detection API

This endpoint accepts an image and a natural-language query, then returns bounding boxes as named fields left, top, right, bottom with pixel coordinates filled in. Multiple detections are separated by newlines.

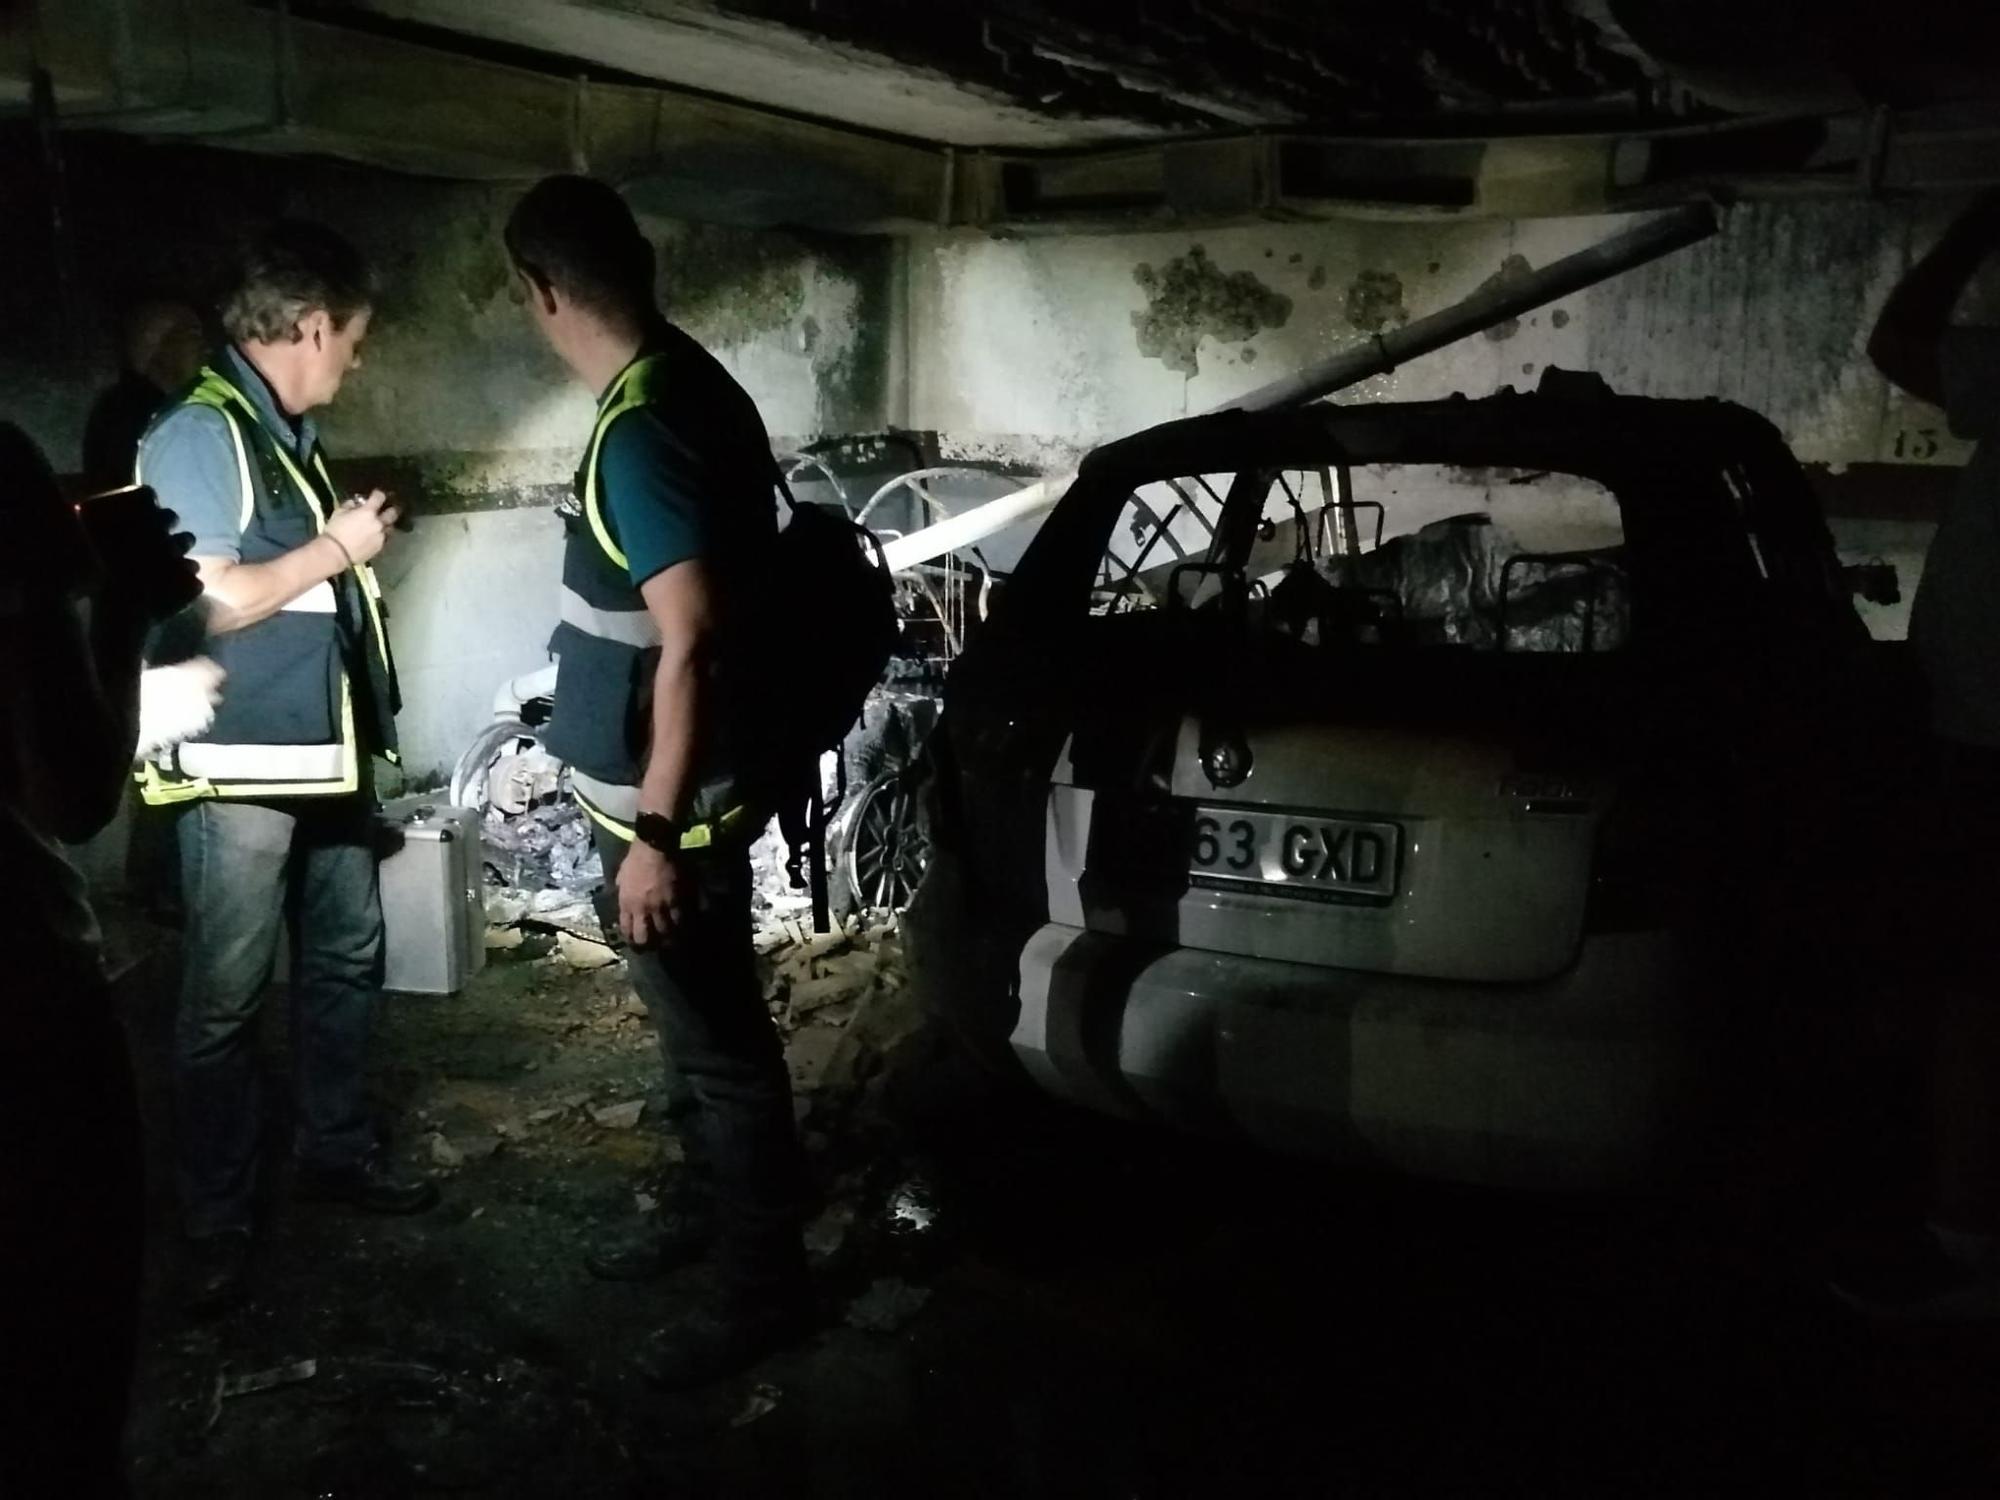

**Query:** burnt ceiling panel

left=316, top=0, right=1672, bottom=146
left=14, top=0, right=2000, bottom=225
left=305, top=0, right=2000, bottom=157
left=706, top=0, right=1663, bottom=130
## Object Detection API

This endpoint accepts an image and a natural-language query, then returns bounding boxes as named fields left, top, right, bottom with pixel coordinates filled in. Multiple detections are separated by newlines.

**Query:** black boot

left=638, top=1288, right=814, bottom=1391
left=295, top=1150, right=440, bottom=1215
left=182, top=1228, right=252, bottom=1318
left=584, top=1202, right=716, bottom=1282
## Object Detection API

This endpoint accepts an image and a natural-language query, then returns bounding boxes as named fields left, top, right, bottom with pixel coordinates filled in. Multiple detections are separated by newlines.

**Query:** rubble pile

left=748, top=820, right=810, bottom=926
left=473, top=888, right=922, bottom=1139
left=756, top=918, right=918, bottom=1113
left=460, top=855, right=940, bottom=1338
left=482, top=801, right=600, bottom=894
left=468, top=735, right=603, bottom=920
left=483, top=883, right=612, bottom=964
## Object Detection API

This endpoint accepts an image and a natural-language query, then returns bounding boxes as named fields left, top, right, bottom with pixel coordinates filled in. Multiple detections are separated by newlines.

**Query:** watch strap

left=633, top=811, right=683, bottom=852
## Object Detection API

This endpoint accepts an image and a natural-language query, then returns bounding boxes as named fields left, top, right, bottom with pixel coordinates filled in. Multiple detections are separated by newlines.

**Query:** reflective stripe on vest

left=137, top=681, right=360, bottom=802
left=191, top=370, right=396, bottom=688
left=138, top=393, right=255, bottom=532
left=559, top=584, right=662, bottom=648
left=134, top=366, right=392, bottom=805
left=580, top=354, right=669, bottom=574
left=570, top=769, right=757, bottom=851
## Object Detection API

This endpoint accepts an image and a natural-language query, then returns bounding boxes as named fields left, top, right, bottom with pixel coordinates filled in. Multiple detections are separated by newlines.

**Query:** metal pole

left=880, top=204, right=1719, bottom=574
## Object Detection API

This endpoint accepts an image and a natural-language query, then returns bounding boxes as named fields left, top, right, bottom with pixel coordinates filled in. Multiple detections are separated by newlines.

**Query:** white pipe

left=881, top=205, right=1718, bottom=574
left=880, top=477, right=1062, bottom=572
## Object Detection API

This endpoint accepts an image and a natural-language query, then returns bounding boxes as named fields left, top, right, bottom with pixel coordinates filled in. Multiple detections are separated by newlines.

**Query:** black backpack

left=766, top=476, right=899, bottom=930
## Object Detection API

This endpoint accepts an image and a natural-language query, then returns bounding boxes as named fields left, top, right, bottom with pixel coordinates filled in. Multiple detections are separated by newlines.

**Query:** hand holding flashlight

left=323, top=489, right=402, bottom=566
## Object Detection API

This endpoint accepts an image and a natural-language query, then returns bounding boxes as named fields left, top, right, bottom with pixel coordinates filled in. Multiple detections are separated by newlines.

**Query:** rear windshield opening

left=1092, top=464, right=1629, bottom=655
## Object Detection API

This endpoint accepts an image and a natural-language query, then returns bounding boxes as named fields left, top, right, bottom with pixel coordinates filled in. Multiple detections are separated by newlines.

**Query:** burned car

left=907, top=372, right=1914, bottom=1189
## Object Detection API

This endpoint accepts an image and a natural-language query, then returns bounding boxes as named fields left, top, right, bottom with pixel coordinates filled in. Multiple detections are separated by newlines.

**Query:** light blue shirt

left=138, top=346, right=320, bottom=561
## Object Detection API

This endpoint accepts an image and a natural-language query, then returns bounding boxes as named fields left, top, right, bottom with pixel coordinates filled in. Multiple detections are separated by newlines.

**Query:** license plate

left=1188, top=807, right=1400, bottom=899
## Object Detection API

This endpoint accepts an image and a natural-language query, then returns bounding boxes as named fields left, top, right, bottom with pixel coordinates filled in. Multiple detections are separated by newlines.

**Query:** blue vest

left=134, top=365, right=399, bottom=804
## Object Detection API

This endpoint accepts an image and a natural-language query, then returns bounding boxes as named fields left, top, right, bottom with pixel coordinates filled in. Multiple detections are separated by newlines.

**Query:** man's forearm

left=639, top=647, right=701, bottom=826
left=198, top=536, right=347, bottom=633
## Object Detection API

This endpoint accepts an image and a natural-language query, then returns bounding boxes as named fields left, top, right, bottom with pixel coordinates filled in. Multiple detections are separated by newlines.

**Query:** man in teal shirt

left=506, top=176, right=806, bottom=1388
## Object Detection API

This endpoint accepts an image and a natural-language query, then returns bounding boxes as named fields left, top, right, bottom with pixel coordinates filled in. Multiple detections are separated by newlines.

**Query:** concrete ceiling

left=315, top=0, right=1670, bottom=148
left=7, top=0, right=2000, bottom=232
left=312, top=0, right=2000, bottom=150
left=313, top=0, right=1160, bottom=149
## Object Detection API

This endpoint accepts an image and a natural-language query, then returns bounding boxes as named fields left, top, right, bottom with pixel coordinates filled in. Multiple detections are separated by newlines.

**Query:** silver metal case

left=376, top=796, right=487, bottom=995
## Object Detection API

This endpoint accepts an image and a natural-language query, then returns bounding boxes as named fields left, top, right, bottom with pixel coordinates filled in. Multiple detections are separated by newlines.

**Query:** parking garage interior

left=8, top=1, right=2000, bottom=1494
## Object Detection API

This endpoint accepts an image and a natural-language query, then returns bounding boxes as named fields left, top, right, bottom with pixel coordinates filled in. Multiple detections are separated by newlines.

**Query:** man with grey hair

left=139, top=219, right=435, bottom=1316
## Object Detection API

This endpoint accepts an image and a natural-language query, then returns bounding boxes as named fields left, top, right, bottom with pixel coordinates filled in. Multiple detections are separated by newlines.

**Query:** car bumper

left=991, top=921, right=1702, bottom=1190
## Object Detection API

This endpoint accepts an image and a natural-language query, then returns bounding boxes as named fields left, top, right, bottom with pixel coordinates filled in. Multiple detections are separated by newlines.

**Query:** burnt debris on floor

left=116, top=883, right=940, bottom=1497
left=103, top=881, right=2000, bottom=1497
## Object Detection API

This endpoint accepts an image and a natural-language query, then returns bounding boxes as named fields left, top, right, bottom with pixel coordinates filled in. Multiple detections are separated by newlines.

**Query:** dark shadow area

left=103, top=907, right=2000, bottom=1498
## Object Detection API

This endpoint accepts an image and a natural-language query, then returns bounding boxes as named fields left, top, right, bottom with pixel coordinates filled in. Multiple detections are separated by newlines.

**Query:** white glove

left=135, top=659, right=225, bottom=759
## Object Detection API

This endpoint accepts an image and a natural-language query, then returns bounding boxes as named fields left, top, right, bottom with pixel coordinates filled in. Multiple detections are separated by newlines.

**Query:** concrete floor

left=109, top=918, right=2000, bottom=1498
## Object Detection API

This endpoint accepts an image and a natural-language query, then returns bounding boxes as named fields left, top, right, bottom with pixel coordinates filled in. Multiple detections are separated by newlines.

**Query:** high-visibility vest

left=541, top=350, right=759, bottom=850
left=133, top=363, right=400, bottom=805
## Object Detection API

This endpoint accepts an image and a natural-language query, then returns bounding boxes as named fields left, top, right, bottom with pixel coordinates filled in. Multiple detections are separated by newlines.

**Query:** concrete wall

left=906, top=200, right=1980, bottom=640
left=2, top=136, right=895, bottom=783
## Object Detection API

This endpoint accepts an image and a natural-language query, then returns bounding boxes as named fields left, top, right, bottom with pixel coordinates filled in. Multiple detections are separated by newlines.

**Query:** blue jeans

left=174, top=796, right=383, bottom=1237
left=595, top=829, right=807, bottom=1299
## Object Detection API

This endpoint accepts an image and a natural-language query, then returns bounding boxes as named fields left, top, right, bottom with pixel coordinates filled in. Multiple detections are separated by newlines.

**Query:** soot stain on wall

left=659, top=224, right=809, bottom=347
left=812, top=232, right=893, bottom=436
left=1130, top=245, right=1292, bottom=377
left=1344, top=268, right=1408, bottom=333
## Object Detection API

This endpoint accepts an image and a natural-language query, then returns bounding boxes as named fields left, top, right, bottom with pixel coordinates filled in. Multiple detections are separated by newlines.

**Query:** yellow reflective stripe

left=197, top=373, right=331, bottom=534
left=581, top=424, right=629, bottom=572
left=355, top=574, right=392, bottom=676
left=194, top=373, right=393, bottom=684
left=135, top=675, right=360, bottom=803
left=580, top=354, right=668, bottom=574
left=226, top=412, right=253, bottom=531
left=582, top=450, right=627, bottom=573
left=211, top=685, right=359, bottom=797
left=575, top=794, right=634, bottom=843
left=176, top=378, right=257, bottom=530
left=311, top=453, right=396, bottom=681
left=136, top=760, right=212, bottom=805
left=138, top=370, right=378, bottom=806
left=571, top=787, right=754, bottom=851
left=257, top=415, right=328, bottom=525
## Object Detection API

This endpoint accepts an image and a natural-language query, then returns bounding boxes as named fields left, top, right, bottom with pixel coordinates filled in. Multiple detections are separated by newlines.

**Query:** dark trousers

left=0, top=955, right=142, bottom=1498
left=174, top=795, right=383, bottom=1237
left=595, top=828, right=807, bottom=1298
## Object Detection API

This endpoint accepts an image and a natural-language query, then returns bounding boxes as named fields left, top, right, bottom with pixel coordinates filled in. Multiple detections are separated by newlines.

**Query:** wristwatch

left=633, top=811, right=684, bottom=854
